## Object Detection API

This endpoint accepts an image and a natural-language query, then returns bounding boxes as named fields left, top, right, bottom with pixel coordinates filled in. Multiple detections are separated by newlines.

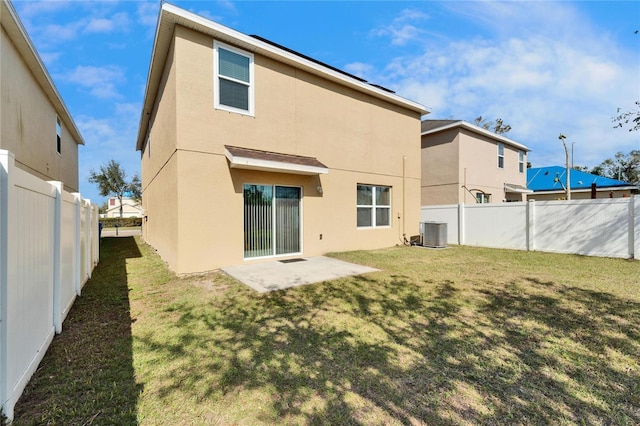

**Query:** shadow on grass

left=12, top=237, right=142, bottom=426
left=137, top=265, right=640, bottom=424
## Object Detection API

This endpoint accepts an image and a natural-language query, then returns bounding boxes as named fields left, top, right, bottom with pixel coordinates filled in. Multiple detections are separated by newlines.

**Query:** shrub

left=99, top=217, right=142, bottom=228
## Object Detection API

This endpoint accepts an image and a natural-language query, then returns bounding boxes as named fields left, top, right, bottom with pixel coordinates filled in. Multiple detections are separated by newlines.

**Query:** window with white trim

left=497, top=143, right=504, bottom=169
left=214, top=41, right=254, bottom=116
left=518, top=150, right=524, bottom=173
left=357, top=185, right=391, bottom=228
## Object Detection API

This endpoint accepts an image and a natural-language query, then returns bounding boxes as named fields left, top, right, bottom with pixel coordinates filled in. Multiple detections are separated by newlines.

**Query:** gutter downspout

left=402, top=155, right=406, bottom=242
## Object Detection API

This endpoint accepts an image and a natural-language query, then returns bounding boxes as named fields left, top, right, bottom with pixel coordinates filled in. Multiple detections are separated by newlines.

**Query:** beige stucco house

left=421, top=120, right=531, bottom=205
left=135, top=4, right=427, bottom=274
left=1, top=0, right=84, bottom=192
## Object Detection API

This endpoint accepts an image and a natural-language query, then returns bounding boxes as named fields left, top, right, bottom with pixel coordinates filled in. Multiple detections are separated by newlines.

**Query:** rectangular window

left=56, top=117, right=61, bottom=154
left=357, top=185, right=391, bottom=228
left=214, top=41, right=254, bottom=116
left=518, top=150, right=524, bottom=173
left=497, top=143, right=504, bottom=169
left=476, top=192, right=491, bottom=203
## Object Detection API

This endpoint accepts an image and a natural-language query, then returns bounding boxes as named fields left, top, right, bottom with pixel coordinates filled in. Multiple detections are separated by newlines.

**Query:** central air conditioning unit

left=420, top=222, right=447, bottom=248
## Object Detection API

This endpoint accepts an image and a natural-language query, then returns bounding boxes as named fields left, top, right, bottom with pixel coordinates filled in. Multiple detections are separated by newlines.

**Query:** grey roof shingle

left=225, top=145, right=328, bottom=169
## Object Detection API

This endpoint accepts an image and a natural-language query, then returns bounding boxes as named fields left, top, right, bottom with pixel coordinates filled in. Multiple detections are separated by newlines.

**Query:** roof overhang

left=504, top=183, right=533, bottom=194
left=136, top=3, right=429, bottom=151
left=1, top=0, right=85, bottom=146
left=224, top=146, right=328, bottom=176
left=422, top=120, right=530, bottom=152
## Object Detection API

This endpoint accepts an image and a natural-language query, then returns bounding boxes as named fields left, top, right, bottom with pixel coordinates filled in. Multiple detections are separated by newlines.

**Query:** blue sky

left=13, top=0, right=640, bottom=205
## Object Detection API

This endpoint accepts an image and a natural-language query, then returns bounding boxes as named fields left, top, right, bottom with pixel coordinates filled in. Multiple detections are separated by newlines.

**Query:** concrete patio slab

left=221, top=256, right=379, bottom=293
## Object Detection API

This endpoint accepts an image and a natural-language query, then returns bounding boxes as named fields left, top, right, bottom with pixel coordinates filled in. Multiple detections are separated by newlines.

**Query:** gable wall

left=140, top=34, right=180, bottom=268
left=0, top=26, right=79, bottom=192
left=150, top=25, right=422, bottom=273
left=420, top=128, right=460, bottom=205
left=458, top=129, right=527, bottom=203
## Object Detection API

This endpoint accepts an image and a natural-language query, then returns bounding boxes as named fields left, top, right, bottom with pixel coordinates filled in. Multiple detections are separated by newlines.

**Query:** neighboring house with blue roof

left=527, top=166, right=637, bottom=200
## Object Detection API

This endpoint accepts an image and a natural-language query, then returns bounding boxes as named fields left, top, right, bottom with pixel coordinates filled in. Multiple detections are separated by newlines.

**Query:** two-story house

left=102, top=196, right=143, bottom=218
left=421, top=120, right=531, bottom=205
left=1, top=0, right=84, bottom=192
left=135, top=4, right=427, bottom=274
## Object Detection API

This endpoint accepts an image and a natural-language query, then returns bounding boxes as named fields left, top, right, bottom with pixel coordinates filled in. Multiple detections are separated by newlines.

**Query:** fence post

left=85, top=200, right=93, bottom=278
left=527, top=199, right=535, bottom=252
left=48, top=182, right=63, bottom=334
left=631, top=196, right=638, bottom=260
left=458, top=203, right=465, bottom=245
left=72, top=193, right=82, bottom=295
left=0, top=151, right=16, bottom=420
left=91, top=203, right=99, bottom=267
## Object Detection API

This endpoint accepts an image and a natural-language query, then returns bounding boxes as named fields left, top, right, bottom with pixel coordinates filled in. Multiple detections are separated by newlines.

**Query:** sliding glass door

left=243, top=184, right=301, bottom=258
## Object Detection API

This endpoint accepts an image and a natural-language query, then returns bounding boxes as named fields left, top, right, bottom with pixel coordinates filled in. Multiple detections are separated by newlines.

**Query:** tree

left=613, top=101, right=640, bottom=132
left=473, top=116, right=512, bottom=134
left=590, top=150, right=640, bottom=185
left=88, top=160, right=141, bottom=218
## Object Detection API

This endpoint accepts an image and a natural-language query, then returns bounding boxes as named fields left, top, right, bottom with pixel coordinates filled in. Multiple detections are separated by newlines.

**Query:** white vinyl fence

left=421, top=197, right=640, bottom=259
left=0, top=150, right=99, bottom=421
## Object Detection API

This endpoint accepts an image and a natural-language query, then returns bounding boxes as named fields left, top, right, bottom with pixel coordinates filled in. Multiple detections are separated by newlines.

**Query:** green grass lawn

left=12, top=238, right=640, bottom=425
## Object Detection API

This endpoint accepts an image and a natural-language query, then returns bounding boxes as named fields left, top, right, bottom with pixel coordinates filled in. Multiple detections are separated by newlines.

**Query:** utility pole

left=559, top=134, right=571, bottom=200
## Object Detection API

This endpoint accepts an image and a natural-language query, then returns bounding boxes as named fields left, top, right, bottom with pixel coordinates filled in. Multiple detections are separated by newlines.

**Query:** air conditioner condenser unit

left=420, top=222, right=447, bottom=248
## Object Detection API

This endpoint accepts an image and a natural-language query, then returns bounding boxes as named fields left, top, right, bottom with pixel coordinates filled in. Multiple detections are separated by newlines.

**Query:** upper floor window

left=214, top=41, right=254, bottom=116
left=518, top=150, right=524, bottom=173
left=56, top=117, right=61, bottom=154
left=497, top=143, right=504, bottom=169
left=357, top=184, right=391, bottom=228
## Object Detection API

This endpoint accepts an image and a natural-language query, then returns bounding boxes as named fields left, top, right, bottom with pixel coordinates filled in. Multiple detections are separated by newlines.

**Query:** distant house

left=527, top=166, right=637, bottom=200
left=135, top=4, right=427, bottom=274
left=421, top=120, right=531, bottom=205
left=0, top=0, right=84, bottom=192
left=102, top=197, right=143, bottom=218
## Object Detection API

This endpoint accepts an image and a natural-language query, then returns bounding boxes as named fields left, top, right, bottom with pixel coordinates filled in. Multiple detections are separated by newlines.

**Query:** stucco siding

left=172, top=26, right=420, bottom=178
left=146, top=25, right=422, bottom=273
left=457, top=129, right=527, bottom=203
left=141, top=36, right=177, bottom=186
left=1, top=26, right=79, bottom=191
left=172, top=150, right=419, bottom=273
left=420, top=128, right=459, bottom=205
left=142, top=152, right=179, bottom=269
left=140, top=34, right=179, bottom=261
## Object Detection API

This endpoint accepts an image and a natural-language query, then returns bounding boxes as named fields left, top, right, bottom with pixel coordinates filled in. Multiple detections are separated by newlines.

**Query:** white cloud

left=58, top=65, right=125, bottom=99
left=16, top=0, right=73, bottom=17
left=41, top=22, right=84, bottom=42
left=344, top=62, right=375, bottom=80
left=84, top=12, right=131, bottom=33
left=371, top=3, right=640, bottom=169
left=137, top=2, right=160, bottom=27
left=370, top=8, right=429, bottom=46
left=39, top=51, right=63, bottom=68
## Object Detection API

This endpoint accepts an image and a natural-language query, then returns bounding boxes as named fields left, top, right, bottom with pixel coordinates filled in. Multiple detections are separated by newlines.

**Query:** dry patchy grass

left=12, top=239, right=640, bottom=425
